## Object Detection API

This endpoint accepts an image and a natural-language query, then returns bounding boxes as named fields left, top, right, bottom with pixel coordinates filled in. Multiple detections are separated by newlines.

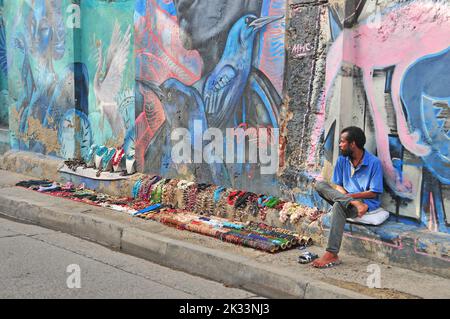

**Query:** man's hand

left=350, top=200, right=369, bottom=217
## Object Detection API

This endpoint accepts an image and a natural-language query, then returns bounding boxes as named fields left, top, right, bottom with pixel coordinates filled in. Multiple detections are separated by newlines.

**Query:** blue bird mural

left=137, top=78, right=230, bottom=185
left=203, top=14, right=283, bottom=129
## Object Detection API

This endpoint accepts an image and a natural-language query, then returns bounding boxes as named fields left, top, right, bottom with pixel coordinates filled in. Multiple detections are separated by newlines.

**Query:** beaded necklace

left=194, top=187, right=216, bottom=216
left=102, top=148, right=117, bottom=168
left=150, top=179, right=166, bottom=203
left=216, top=189, right=231, bottom=218
left=213, top=187, right=226, bottom=202
left=144, top=175, right=161, bottom=200
left=161, top=179, right=178, bottom=207
left=186, top=184, right=198, bottom=211
left=132, top=179, right=143, bottom=199
left=112, top=148, right=125, bottom=166
left=87, top=144, right=99, bottom=163
left=96, top=146, right=108, bottom=157
left=264, top=197, right=280, bottom=208
left=227, top=191, right=246, bottom=206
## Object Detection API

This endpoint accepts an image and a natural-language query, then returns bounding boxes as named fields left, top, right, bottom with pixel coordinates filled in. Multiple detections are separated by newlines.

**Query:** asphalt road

left=0, top=214, right=262, bottom=299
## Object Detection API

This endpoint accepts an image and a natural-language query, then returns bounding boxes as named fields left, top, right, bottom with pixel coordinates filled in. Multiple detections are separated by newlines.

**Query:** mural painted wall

left=81, top=0, right=135, bottom=151
left=0, top=0, right=448, bottom=235
left=4, top=0, right=77, bottom=156
left=134, top=0, right=287, bottom=195
left=285, top=0, right=449, bottom=234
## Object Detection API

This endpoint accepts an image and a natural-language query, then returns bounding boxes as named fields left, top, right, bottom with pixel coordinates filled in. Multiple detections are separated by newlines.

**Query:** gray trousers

left=314, top=181, right=359, bottom=254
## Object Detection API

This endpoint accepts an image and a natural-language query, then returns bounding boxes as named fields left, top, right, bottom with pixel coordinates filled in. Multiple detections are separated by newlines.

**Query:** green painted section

left=80, top=0, right=135, bottom=148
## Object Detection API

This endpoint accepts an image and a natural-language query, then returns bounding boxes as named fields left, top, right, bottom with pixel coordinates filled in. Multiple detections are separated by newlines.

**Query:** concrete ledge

left=0, top=150, right=62, bottom=182
left=0, top=186, right=370, bottom=299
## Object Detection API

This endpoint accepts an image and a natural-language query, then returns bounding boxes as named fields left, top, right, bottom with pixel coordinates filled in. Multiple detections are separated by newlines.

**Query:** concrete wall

left=0, top=0, right=448, bottom=234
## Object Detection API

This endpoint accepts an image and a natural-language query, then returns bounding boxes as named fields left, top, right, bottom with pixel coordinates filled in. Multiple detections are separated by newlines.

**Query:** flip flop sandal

left=313, top=260, right=342, bottom=269
left=298, top=252, right=319, bottom=264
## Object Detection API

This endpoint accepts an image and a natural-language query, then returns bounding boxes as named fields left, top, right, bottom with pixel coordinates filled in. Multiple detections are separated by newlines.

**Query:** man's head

left=339, top=126, right=366, bottom=157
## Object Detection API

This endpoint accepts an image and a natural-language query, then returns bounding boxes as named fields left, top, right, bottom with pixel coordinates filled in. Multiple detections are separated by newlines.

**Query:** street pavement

left=0, top=214, right=262, bottom=299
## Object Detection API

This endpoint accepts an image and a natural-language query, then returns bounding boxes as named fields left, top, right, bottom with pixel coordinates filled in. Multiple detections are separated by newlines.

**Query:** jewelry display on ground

left=16, top=176, right=321, bottom=254
left=59, top=144, right=136, bottom=179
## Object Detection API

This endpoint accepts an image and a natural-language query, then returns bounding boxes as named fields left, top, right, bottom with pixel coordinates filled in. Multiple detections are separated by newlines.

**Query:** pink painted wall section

left=134, top=0, right=202, bottom=168
left=316, top=0, right=450, bottom=233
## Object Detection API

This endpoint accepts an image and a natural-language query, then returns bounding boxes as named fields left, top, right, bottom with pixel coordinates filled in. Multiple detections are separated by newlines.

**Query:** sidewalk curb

left=0, top=187, right=371, bottom=299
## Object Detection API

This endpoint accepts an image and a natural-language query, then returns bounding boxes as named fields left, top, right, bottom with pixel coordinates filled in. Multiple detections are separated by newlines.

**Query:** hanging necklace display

left=216, top=189, right=231, bottom=218
left=102, top=148, right=117, bottom=172
left=112, top=148, right=125, bottom=172
left=125, top=150, right=136, bottom=175
left=95, top=146, right=108, bottom=170
left=86, top=144, right=98, bottom=168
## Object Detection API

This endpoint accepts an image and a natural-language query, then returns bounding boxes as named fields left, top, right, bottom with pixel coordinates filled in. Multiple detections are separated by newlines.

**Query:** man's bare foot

left=312, top=251, right=340, bottom=268
left=350, top=200, right=369, bottom=217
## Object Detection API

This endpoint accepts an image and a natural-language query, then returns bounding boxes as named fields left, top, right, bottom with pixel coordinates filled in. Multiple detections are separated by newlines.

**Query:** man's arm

left=334, top=185, right=348, bottom=195
left=334, top=187, right=378, bottom=199
left=346, top=191, right=378, bottom=199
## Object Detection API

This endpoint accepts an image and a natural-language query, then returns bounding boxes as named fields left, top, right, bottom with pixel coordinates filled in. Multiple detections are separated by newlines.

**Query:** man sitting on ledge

left=312, top=126, right=383, bottom=268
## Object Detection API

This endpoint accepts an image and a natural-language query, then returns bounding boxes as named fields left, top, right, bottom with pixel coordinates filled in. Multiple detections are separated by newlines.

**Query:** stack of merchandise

left=61, top=144, right=135, bottom=177
left=16, top=178, right=318, bottom=253
left=133, top=208, right=312, bottom=253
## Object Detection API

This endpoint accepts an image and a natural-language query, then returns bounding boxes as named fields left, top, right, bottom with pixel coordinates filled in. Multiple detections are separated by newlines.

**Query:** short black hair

left=341, top=126, right=366, bottom=149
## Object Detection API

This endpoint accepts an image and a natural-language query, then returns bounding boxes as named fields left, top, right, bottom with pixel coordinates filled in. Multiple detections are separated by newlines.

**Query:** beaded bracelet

left=196, top=187, right=217, bottom=215
left=205, top=187, right=218, bottom=215
left=150, top=179, right=167, bottom=203
left=216, top=189, right=231, bottom=218
left=248, top=221, right=301, bottom=238
left=257, top=195, right=268, bottom=208
left=162, top=179, right=178, bottom=207
left=234, top=192, right=254, bottom=209
left=227, top=191, right=246, bottom=206
left=264, top=197, right=280, bottom=208
left=139, top=176, right=152, bottom=200
left=193, top=190, right=208, bottom=215
left=243, top=194, right=260, bottom=217
left=186, top=185, right=198, bottom=211
left=132, top=179, right=143, bottom=199
left=213, top=186, right=226, bottom=202
left=144, top=175, right=161, bottom=200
